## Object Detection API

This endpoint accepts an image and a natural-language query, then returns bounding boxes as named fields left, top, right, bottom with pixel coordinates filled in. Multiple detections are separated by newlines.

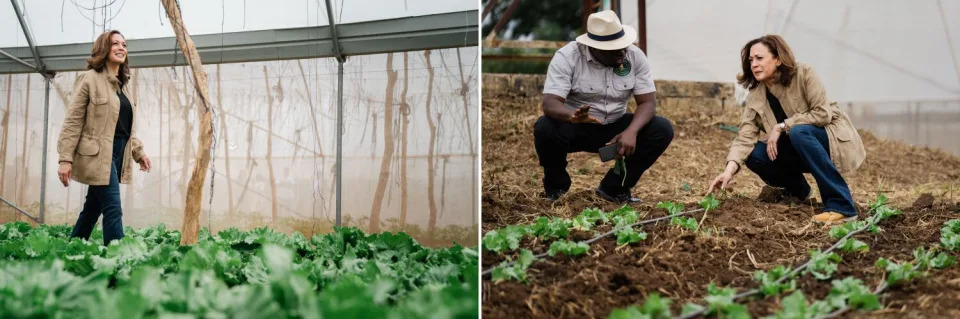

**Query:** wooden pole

left=423, top=50, right=439, bottom=236
left=368, top=53, right=398, bottom=233
left=484, top=0, right=520, bottom=43
left=638, top=0, right=647, bottom=53
left=158, top=84, right=164, bottom=210
left=216, top=65, right=234, bottom=217
left=0, top=74, right=12, bottom=197
left=399, top=53, right=409, bottom=231
left=455, top=48, right=477, bottom=229
left=262, top=66, right=279, bottom=225
left=161, top=0, right=215, bottom=245
left=481, top=0, right=500, bottom=21
left=17, top=75, right=31, bottom=206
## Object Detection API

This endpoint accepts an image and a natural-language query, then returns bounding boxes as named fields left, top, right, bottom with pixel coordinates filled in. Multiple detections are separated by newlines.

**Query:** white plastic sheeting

left=617, top=0, right=960, bottom=103
left=1, top=0, right=477, bottom=46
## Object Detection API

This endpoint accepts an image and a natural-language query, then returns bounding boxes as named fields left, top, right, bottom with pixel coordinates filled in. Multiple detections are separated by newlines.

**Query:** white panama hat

left=575, top=10, right=637, bottom=51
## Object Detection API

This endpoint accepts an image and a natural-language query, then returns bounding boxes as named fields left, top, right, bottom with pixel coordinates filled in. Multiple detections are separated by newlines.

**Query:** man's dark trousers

left=533, top=113, right=674, bottom=196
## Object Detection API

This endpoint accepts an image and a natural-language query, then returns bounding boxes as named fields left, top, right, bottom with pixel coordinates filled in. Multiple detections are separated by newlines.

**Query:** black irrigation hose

left=676, top=214, right=881, bottom=319
left=481, top=208, right=707, bottom=277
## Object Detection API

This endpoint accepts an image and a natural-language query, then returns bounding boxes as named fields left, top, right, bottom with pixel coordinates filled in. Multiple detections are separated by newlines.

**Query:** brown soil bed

left=482, top=197, right=959, bottom=318
left=482, top=85, right=960, bottom=318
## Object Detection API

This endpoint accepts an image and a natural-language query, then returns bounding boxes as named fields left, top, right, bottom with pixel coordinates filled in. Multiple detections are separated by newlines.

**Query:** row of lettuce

left=0, top=222, right=478, bottom=318
left=608, top=195, right=960, bottom=319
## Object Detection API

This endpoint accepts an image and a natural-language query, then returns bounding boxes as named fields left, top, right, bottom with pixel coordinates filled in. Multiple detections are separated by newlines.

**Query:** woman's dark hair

left=737, top=34, right=796, bottom=89
left=86, top=30, right=129, bottom=88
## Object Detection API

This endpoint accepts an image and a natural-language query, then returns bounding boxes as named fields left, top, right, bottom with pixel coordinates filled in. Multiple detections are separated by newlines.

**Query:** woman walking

left=57, top=30, right=151, bottom=245
left=708, top=35, right=865, bottom=224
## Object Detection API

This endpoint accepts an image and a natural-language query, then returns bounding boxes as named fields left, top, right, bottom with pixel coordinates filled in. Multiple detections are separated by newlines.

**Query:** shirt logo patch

left=614, top=60, right=631, bottom=76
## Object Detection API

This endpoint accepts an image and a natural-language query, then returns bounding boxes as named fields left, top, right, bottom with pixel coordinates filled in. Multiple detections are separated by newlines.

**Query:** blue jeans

left=745, top=124, right=857, bottom=217
left=71, top=137, right=127, bottom=245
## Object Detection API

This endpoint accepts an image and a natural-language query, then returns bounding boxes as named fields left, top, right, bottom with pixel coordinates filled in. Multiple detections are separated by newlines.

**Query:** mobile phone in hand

left=599, top=143, right=620, bottom=162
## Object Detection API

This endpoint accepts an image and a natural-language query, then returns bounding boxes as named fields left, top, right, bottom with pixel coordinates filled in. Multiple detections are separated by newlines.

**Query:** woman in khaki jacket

left=708, top=35, right=865, bottom=224
left=56, top=30, right=152, bottom=245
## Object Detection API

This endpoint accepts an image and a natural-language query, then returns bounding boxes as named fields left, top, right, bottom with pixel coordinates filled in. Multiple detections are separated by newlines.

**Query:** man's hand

left=58, top=162, right=72, bottom=187
left=766, top=125, right=783, bottom=161
left=608, top=130, right=637, bottom=157
left=570, top=105, right=602, bottom=124
left=138, top=155, right=152, bottom=173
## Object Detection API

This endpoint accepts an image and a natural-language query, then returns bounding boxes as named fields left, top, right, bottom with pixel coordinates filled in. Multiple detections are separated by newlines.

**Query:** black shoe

left=544, top=189, right=567, bottom=202
left=595, top=188, right=642, bottom=204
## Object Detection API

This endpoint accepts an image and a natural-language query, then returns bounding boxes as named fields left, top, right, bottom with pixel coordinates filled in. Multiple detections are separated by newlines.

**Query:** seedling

left=806, top=250, right=842, bottom=280
left=491, top=249, right=535, bottom=283
left=615, top=226, right=648, bottom=246
left=607, top=293, right=672, bottom=319
left=940, top=219, right=960, bottom=251
left=482, top=225, right=531, bottom=253
left=655, top=201, right=684, bottom=215
left=753, top=265, right=796, bottom=297
left=547, top=240, right=589, bottom=257
left=530, top=217, right=572, bottom=240
left=671, top=216, right=698, bottom=231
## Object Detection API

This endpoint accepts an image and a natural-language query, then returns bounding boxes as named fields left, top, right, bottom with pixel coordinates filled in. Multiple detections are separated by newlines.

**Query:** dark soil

left=482, top=197, right=959, bottom=318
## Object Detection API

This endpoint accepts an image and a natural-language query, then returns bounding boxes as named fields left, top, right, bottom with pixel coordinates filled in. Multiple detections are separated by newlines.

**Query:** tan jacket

left=726, top=63, right=865, bottom=175
left=57, top=69, right=146, bottom=185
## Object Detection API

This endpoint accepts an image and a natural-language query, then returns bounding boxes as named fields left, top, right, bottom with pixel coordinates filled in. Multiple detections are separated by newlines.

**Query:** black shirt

left=765, top=89, right=789, bottom=124
left=115, top=90, right=133, bottom=140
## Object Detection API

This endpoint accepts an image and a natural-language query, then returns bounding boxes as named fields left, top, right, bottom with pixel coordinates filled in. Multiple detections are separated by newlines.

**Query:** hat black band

left=587, top=29, right=625, bottom=41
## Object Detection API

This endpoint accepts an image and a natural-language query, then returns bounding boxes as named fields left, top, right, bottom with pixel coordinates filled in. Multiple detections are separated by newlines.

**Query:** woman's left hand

left=138, top=155, right=152, bottom=173
left=766, top=125, right=782, bottom=161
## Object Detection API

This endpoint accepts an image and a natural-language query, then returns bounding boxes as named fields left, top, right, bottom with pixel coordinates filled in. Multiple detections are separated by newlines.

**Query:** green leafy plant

left=656, top=201, right=684, bottom=215
left=807, top=250, right=842, bottom=280
left=753, top=265, right=796, bottom=297
left=699, top=194, right=720, bottom=212
left=940, top=219, right=960, bottom=251
left=838, top=238, right=870, bottom=253
left=912, top=246, right=956, bottom=270
left=609, top=206, right=640, bottom=227
left=482, top=225, right=530, bottom=253
left=572, top=208, right=609, bottom=231
left=871, top=205, right=902, bottom=221
left=547, top=240, right=590, bottom=257
left=607, top=293, right=672, bottom=319
left=0, top=223, right=479, bottom=318
left=875, top=258, right=923, bottom=286
left=615, top=226, right=648, bottom=246
left=828, top=221, right=869, bottom=239
left=825, top=277, right=881, bottom=311
left=530, top=217, right=572, bottom=240
left=491, top=249, right=535, bottom=283
left=768, top=290, right=833, bottom=319
left=670, top=216, right=698, bottom=231
left=686, top=283, right=749, bottom=319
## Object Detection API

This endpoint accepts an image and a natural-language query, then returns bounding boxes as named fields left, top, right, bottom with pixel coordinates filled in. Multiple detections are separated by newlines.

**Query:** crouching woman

left=708, top=35, right=865, bottom=224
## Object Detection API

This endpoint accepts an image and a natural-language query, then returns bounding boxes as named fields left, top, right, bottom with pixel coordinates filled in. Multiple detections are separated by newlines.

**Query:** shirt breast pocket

left=613, top=77, right=635, bottom=99
left=573, top=81, right=602, bottom=100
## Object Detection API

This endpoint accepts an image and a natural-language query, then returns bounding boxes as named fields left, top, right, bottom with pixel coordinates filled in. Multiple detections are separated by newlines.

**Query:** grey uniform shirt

left=543, top=42, right=656, bottom=125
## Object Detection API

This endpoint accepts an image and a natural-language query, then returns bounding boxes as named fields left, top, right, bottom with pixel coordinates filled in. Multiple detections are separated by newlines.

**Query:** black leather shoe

left=544, top=189, right=567, bottom=202
left=595, top=188, right=642, bottom=204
